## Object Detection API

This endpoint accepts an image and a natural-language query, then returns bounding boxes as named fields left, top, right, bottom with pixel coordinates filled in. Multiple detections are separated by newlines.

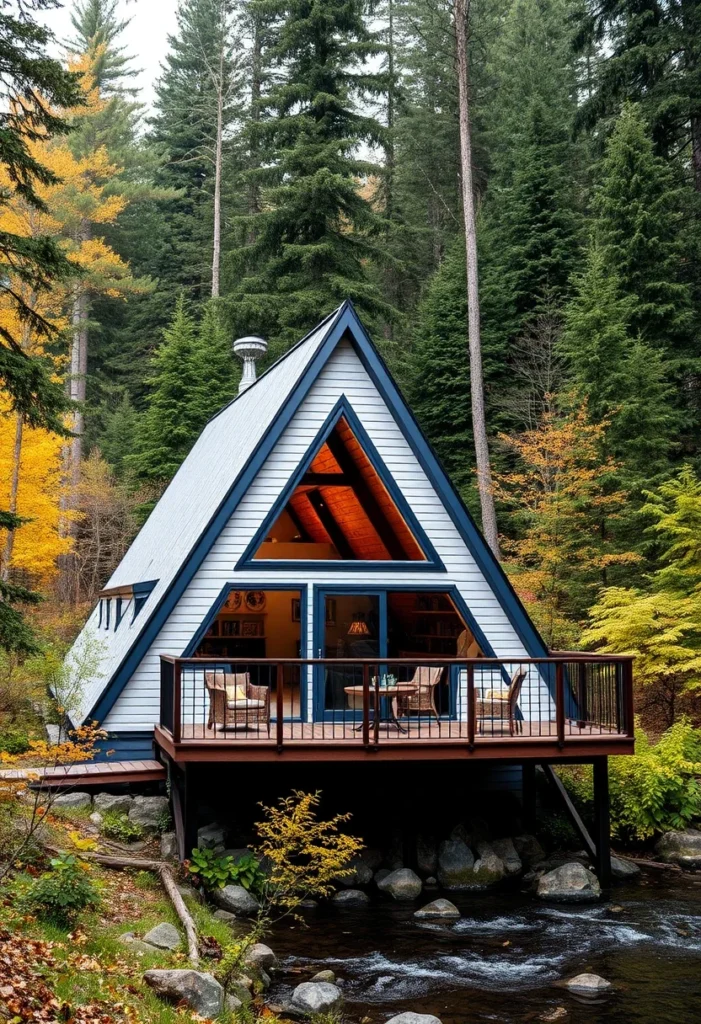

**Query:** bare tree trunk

left=212, top=44, right=224, bottom=298
left=454, top=0, right=500, bottom=559
left=248, top=13, right=263, bottom=229
left=0, top=412, right=24, bottom=581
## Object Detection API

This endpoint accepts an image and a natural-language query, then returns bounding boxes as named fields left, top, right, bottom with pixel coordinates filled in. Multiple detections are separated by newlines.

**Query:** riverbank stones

left=290, top=981, right=343, bottom=1013
left=537, top=862, right=601, bottom=902
left=414, top=898, right=460, bottom=920
left=565, top=973, right=612, bottom=996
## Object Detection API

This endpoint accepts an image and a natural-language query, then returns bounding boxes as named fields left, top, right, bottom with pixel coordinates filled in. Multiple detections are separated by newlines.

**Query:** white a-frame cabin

left=65, top=301, right=633, bottom=822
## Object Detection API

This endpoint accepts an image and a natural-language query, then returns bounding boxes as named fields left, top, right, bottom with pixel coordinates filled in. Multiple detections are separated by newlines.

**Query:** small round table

left=344, top=683, right=418, bottom=734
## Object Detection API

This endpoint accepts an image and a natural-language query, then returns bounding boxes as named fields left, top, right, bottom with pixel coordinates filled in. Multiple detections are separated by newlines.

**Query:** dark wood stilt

left=171, top=764, right=198, bottom=861
left=522, top=762, right=537, bottom=833
left=593, top=756, right=611, bottom=887
left=182, top=765, right=198, bottom=858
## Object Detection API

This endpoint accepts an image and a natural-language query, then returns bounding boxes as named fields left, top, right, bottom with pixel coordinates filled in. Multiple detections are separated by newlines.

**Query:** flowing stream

left=268, top=874, right=701, bottom=1024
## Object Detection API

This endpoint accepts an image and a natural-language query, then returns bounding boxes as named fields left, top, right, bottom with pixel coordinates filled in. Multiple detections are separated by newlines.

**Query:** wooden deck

left=0, top=759, right=167, bottom=787
left=155, top=721, right=633, bottom=762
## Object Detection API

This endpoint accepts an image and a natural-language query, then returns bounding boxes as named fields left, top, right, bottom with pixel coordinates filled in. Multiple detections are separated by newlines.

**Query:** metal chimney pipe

left=233, top=335, right=267, bottom=393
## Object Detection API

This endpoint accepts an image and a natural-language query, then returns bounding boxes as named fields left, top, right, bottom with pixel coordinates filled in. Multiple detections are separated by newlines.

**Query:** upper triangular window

left=241, top=403, right=441, bottom=566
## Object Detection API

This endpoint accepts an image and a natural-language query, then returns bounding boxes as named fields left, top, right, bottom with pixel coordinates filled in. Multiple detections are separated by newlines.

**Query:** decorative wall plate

left=245, top=590, right=266, bottom=611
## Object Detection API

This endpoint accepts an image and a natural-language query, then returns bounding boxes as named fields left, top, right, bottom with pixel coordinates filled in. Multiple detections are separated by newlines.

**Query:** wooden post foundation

left=522, top=762, right=537, bottom=833
left=593, top=756, right=611, bottom=887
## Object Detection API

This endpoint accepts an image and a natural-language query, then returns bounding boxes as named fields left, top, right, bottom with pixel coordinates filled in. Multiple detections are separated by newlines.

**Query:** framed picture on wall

left=242, top=620, right=262, bottom=637
left=291, top=598, right=301, bottom=622
left=325, top=598, right=336, bottom=626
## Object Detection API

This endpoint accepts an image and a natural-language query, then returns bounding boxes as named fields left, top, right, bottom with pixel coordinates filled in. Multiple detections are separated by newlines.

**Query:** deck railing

left=158, top=654, right=634, bottom=750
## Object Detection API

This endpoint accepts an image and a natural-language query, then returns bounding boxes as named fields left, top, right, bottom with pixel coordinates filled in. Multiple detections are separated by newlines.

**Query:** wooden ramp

left=0, top=759, right=166, bottom=787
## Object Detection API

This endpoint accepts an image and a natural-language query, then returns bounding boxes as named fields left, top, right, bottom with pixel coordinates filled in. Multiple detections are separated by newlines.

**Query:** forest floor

left=0, top=810, right=241, bottom=1024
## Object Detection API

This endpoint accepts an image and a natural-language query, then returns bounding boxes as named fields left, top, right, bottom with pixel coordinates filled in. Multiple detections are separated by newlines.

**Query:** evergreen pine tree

left=130, top=296, right=203, bottom=483
left=66, top=0, right=137, bottom=94
left=230, top=0, right=392, bottom=355
left=188, top=300, right=240, bottom=432
left=593, top=105, right=693, bottom=354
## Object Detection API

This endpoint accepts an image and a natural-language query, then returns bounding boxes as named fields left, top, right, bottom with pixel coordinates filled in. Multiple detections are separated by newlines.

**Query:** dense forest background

left=2, top=0, right=701, bottom=732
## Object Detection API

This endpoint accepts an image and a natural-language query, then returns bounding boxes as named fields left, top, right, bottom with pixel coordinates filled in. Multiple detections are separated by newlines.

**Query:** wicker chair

left=475, top=667, right=527, bottom=736
left=395, top=666, right=444, bottom=723
left=457, top=629, right=481, bottom=659
left=204, top=671, right=270, bottom=733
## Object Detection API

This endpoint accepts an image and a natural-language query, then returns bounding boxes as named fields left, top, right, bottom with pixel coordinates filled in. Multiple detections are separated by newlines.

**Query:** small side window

left=133, top=595, right=147, bottom=620
left=115, top=597, right=123, bottom=629
left=98, top=599, right=103, bottom=628
left=105, top=599, right=111, bottom=630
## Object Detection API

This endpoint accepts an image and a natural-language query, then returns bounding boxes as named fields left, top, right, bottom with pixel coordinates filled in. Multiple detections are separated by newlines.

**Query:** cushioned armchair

left=204, top=671, right=270, bottom=733
left=475, top=667, right=526, bottom=735
left=395, top=666, right=444, bottom=723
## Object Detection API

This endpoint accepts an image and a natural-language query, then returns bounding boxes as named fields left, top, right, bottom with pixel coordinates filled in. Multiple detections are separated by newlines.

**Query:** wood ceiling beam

left=301, top=473, right=349, bottom=486
left=306, top=489, right=356, bottom=559
left=284, top=501, right=312, bottom=542
left=325, top=429, right=409, bottom=560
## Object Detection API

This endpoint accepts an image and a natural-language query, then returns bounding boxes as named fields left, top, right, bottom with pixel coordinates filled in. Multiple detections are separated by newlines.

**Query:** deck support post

left=522, top=761, right=537, bottom=833
left=173, top=764, right=198, bottom=861
left=593, top=756, right=611, bottom=887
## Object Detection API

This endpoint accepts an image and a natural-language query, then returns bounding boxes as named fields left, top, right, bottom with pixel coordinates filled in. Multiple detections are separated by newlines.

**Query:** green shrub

left=22, top=853, right=98, bottom=924
left=0, top=728, right=31, bottom=754
left=156, top=806, right=173, bottom=833
left=559, top=720, right=701, bottom=843
left=188, top=847, right=266, bottom=894
left=100, top=811, right=144, bottom=843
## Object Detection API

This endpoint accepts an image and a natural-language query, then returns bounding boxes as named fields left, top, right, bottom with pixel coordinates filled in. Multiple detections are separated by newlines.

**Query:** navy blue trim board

left=237, top=396, right=445, bottom=572
left=86, top=301, right=546, bottom=724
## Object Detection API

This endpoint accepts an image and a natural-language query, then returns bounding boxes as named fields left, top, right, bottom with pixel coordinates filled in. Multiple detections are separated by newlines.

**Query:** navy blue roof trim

left=236, top=395, right=445, bottom=572
left=86, top=300, right=545, bottom=725
left=86, top=304, right=349, bottom=723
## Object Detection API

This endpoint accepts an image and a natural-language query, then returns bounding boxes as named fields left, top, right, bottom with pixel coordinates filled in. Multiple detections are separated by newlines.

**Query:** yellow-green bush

left=558, top=720, right=701, bottom=843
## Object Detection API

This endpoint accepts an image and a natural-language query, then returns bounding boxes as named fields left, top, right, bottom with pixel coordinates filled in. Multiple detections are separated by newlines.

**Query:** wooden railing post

left=624, top=659, right=634, bottom=737
left=555, top=661, right=565, bottom=748
left=172, top=660, right=182, bottom=744
left=577, top=661, right=588, bottom=729
left=467, top=662, right=475, bottom=749
left=276, top=663, right=284, bottom=752
left=362, top=663, right=370, bottom=748
left=373, top=665, right=380, bottom=747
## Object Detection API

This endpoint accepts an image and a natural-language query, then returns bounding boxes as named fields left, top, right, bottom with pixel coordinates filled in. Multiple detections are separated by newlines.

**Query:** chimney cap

left=233, top=335, right=267, bottom=393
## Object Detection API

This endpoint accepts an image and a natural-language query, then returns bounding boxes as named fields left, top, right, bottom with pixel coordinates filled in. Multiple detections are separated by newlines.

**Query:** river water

left=268, top=875, right=701, bottom=1024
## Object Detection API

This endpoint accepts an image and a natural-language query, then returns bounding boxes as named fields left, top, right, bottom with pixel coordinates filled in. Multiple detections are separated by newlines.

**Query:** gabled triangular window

left=240, top=402, right=442, bottom=567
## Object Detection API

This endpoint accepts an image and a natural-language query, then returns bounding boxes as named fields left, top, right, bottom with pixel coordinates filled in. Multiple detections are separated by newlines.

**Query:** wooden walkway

left=0, top=759, right=166, bottom=787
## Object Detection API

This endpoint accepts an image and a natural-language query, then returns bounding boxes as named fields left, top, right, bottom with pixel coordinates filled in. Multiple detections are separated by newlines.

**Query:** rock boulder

left=655, top=829, right=701, bottom=870
left=537, top=862, right=601, bottom=902
left=142, top=923, right=181, bottom=951
left=414, top=898, right=460, bottom=920
left=473, top=841, right=506, bottom=884
left=212, top=884, right=259, bottom=915
left=611, top=855, right=641, bottom=880
left=564, top=973, right=612, bottom=996
left=290, top=981, right=343, bottom=1014
left=53, top=792, right=91, bottom=810
left=376, top=867, right=422, bottom=901
left=244, top=943, right=277, bottom=971
left=332, top=888, right=370, bottom=906
left=93, top=793, right=133, bottom=814
left=416, top=835, right=438, bottom=876
left=143, top=969, right=223, bottom=1016
left=128, top=795, right=168, bottom=833
left=491, top=837, right=522, bottom=876
left=437, top=838, right=475, bottom=889
left=385, top=1014, right=443, bottom=1024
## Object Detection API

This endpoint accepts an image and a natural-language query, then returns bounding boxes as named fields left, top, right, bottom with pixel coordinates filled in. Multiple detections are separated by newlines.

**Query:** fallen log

left=45, top=846, right=199, bottom=963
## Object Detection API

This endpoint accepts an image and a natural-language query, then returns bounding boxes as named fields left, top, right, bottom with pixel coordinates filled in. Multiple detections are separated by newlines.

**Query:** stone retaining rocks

left=332, top=888, right=370, bottom=906
left=655, top=829, right=701, bottom=870
left=93, top=793, right=133, bottom=814
left=513, top=834, right=545, bottom=866
left=160, top=832, right=178, bottom=861
left=143, top=969, right=223, bottom=1016
left=53, top=792, right=91, bottom=810
left=416, top=835, right=438, bottom=876
left=414, top=898, right=460, bottom=920
left=376, top=867, right=422, bottom=900
left=197, top=822, right=227, bottom=850
left=537, top=862, right=601, bottom=902
left=290, top=981, right=343, bottom=1014
left=564, top=973, right=612, bottom=996
left=128, top=795, right=168, bottom=833
left=142, top=923, right=181, bottom=951
left=437, top=838, right=475, bottom=888
left=473, top=841, right=506, bottom=884
left=491, top=837, right=522, bottom=876
left=212, top=884, right=259, bottom=915
left=118, top=932, right=157, bottom=955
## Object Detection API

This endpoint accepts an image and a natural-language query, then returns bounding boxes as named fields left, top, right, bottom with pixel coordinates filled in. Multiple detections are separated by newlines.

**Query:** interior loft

left=253, top=416, right=427, bottom=561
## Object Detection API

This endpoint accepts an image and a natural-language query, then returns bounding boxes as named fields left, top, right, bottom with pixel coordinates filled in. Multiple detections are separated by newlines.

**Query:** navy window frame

left=236, top=397, right=445, bottom=574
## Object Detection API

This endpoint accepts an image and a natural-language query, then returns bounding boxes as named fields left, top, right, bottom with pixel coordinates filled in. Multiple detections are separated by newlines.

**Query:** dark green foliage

left=592, top=105, right=693, bottom=354
left=130, top=297, right=239, bottom=485
left=100, top=811, right=144, bottom=843
left=188, top=846, right=267, bottom=894
left=574, top=0, right=701, bottom=190
left=22, top=854, right=99, bottom=925
left=229, top=0, right=393, bottom=357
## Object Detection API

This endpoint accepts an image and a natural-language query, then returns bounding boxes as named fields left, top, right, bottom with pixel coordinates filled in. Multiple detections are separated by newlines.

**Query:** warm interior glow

left=253, top=417, right=427, bottom=561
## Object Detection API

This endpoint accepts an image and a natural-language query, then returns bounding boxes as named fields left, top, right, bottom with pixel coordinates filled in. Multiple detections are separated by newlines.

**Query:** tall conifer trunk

left=454, top=0, right=500, bottom=558
left=212, top=58, right=223, bottom=298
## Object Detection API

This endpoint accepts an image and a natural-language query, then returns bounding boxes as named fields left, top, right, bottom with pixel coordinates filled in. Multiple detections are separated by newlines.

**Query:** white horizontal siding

left=104, top=338, right=549, bottom=731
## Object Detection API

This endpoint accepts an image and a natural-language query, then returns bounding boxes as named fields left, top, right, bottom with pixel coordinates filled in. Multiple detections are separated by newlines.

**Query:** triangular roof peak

left=70, top=301, right=545, bottom=725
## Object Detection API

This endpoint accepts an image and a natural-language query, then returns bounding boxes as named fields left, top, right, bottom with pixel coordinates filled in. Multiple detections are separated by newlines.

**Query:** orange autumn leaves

left=0, top=50, right=134, bottom=585
left=495, top=403, right=638, bottom=648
